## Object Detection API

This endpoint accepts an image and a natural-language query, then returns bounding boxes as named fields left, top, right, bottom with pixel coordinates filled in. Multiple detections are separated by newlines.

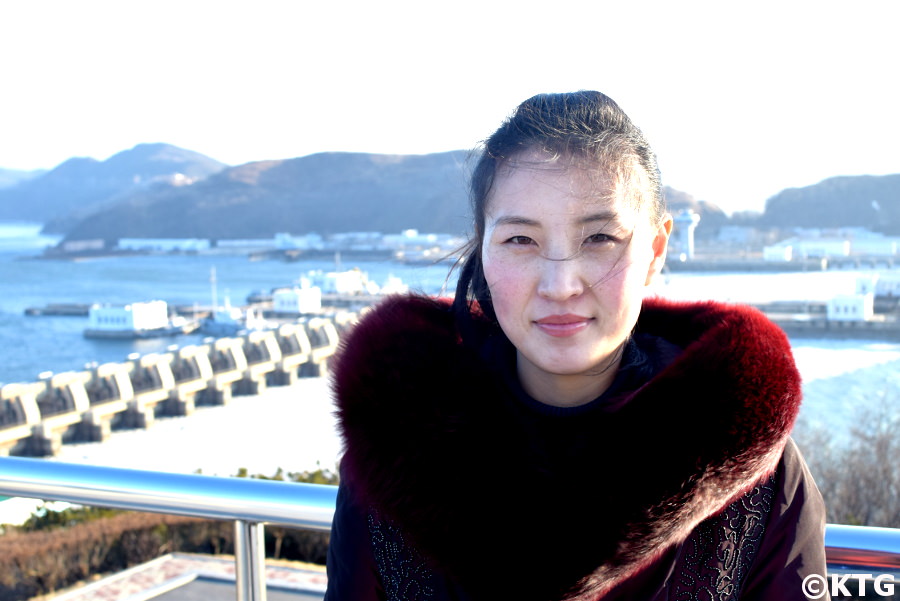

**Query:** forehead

left=487, top=154, right=628, bottom=218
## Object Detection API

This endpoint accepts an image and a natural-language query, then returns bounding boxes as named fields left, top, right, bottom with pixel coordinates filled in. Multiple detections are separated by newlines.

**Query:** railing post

left=235, top=520, right=267, bottom=601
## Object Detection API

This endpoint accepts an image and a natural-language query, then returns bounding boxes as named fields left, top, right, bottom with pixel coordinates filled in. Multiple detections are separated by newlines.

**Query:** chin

left=541, top=357, right=613, bottom=378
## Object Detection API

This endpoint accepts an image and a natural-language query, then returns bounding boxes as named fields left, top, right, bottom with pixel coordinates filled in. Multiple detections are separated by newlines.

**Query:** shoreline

left=49, top=377, right=342, bottom=477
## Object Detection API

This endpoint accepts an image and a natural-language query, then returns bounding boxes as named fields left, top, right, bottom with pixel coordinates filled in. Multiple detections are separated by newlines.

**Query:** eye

left=584, top=233, right=614, bottom=245
left=504, top=235, right=535, bottom=245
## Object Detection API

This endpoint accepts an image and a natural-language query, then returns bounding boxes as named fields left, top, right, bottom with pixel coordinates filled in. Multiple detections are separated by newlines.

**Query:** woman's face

left=481, top=151, right=671, bottom=405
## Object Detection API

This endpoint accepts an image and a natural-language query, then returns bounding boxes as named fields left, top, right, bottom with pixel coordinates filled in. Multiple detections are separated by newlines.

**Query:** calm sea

left=0, top=222, right=455, bottom=385
left=0, top=218, right=899, bottom=494
left=2, top=221, right=899, bottom=440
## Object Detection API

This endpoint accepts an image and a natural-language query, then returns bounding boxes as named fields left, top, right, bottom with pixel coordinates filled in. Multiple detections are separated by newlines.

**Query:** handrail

left=825, top=523, right=900, bottom=570
left=0, top=456, right=336, bottom=530
left=1, top=457, right=899, bottom=599
left=0, top=456, right=336, bottom=601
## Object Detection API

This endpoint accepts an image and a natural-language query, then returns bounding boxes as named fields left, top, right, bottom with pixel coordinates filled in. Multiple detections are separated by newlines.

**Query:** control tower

left=673, top=210, right=701, bottom=260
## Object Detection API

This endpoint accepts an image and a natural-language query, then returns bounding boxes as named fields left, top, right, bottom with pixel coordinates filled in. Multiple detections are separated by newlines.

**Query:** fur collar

left=332, top=295, right=802, bottom=600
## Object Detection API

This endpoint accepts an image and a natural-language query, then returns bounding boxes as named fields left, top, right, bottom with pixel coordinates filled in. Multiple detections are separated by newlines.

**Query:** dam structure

left=0, top=312, right=356, bottom=458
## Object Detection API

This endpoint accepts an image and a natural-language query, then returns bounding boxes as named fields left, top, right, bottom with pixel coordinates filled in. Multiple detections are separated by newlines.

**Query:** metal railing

left=0, top=456, right=337, bottom=601
left=1, top=456, right=899, bottom=600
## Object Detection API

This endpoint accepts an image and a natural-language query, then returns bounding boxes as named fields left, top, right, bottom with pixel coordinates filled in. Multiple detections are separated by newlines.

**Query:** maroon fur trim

left=332, top=295, right=802, bottom=600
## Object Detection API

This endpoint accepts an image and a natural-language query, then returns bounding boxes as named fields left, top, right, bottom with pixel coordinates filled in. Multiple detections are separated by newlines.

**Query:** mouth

left=534, top=314, right=593, bottom=337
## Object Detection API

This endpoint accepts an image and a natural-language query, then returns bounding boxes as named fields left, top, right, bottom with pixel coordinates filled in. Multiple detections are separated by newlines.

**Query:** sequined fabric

left=671, top=477, right=777, bottom=600
left=369, top=511, right=436, bottom=600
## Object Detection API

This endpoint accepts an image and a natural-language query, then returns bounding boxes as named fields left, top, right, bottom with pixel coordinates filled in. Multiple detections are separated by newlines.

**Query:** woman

left=325, top=91, right=828, bottom=600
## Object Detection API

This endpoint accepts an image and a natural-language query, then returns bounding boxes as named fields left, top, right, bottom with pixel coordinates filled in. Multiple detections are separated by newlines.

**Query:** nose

left=536, top=256, right=586, bottom=301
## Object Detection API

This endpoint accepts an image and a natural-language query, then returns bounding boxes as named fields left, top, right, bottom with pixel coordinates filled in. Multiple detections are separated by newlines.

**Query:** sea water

left=0, top=224, right=455, bottom=385
left=1, top=222, right=898, bottom=475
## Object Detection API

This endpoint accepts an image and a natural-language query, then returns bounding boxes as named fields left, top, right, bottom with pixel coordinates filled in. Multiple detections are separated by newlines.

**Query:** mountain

left=0, top=143, right=227, bottom=225
left=760, top=174, right=900, bottom=233
left=663, top=186, right=729, bottom=237
left=20, top=141, right=897, bottom=243
left=60, top=151, right=472, bottom=240
left=0, top=168, right=46, bottom=190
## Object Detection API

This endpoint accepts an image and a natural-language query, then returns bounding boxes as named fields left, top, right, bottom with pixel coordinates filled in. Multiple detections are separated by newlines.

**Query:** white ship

left=83, top=300, right=199, bottom=339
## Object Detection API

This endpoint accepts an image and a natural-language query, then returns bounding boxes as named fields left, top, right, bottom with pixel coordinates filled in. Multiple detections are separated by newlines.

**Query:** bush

left=795, top=402, right=900, bottom=528
left=0, top=512, right=231, bottom=600
left=0, top=467, right=336, bottom=600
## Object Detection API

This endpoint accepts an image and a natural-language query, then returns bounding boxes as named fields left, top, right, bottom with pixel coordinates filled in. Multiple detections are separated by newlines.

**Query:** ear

left=645, top=214, right=673, bottom=286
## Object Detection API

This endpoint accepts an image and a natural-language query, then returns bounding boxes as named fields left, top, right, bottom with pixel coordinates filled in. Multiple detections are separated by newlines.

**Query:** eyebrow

left=490, top=211, right=620, bottom=228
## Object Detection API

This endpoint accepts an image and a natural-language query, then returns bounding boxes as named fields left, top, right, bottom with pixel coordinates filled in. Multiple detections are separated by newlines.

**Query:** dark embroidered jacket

left=325, top=296, right=829, bottom=601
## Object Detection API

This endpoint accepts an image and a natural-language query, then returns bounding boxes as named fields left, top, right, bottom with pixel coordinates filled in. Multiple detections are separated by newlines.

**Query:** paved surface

left=152, top=577, right=323, bottom=601
left=50, top=553, right=327, bottom=601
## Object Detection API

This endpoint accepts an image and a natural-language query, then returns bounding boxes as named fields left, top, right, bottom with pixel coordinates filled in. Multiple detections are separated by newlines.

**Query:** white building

left=763, top=237, right=851, bottom=261
left=858, top=273, right=900, bottom=298
left=796, top=238, right=850, bottom=258
left=215, top=238, right=278, bottom=250
left=382, top=229, right=437, bottom=248
left=827, top=294, right=874, bottom=322
left=273, top=287, right=323, bottom=314
left=118, top=239, right=211, bottom=252
left=87, top=300, right=170, bottom=331
left=303, top=269, right=379, bottom=295
left=856, top=276, right=879, bottom=295
left=763, top=244, right=793, bottom=262
left=877, top=274, right=900, bottom=297
left=850, top=234, right=899, bottom=257
left=274, top=232, right=325, bottom=250
left=327, top=232, right=385, bottom=252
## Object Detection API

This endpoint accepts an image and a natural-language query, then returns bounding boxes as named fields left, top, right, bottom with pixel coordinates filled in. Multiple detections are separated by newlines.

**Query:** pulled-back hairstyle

left=452, top=91, right=664, bottom=340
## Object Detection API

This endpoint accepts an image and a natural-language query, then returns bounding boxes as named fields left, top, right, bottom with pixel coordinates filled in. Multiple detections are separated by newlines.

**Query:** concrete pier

left=0, top=383, right=43, bottom=455
left=168, top=346, right=215, bottom=416
left=272, top=323, right=312, bottom=386
left=81, top=362, right=135, bottom=442
left=205, top=338, right=248, bottom=406
left=302, top=318, right=340, bottom=377
left=0, top=313, right=355, bottom=458
left=238, top=330, right=282, bottom=395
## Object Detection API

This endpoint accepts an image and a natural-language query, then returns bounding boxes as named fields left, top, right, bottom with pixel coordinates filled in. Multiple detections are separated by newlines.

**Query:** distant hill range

left=58, top=150, right=473, bottom=240
left=0, top=143, right=896, bottom=240
left=760, top=174, right=900, bottom=233
left=0, top=167, right=46, bottom=189
left=0, top=143, right=227, bottom=227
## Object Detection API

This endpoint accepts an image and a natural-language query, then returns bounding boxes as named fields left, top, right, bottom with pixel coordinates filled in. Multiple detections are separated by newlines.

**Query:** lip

left=534, top=314, right=593, bottom=338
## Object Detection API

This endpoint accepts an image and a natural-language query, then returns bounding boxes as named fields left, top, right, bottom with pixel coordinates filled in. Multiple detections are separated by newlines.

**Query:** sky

left=0, top=1, right=897, bottom=214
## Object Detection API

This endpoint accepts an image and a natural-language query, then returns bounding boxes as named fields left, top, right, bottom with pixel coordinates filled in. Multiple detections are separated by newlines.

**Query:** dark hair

left=452, top=91, right=663, bottom=340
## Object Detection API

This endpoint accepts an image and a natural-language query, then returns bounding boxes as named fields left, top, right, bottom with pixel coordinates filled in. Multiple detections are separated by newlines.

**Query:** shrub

left=0, top=467, right=336, bottom=599
left=794, top=402, right=900, bottom=528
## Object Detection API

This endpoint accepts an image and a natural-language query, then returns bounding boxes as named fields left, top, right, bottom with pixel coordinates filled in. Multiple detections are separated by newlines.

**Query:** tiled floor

left=49, top=553, right=327, bottom=601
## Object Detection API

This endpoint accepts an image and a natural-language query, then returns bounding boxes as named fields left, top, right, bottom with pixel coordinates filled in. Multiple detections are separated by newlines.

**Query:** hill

left=12, top=142, right=894, bottom=242
left=0, top=168, right=46, bottom=189
left=663, top=186, right=729, bottom=236
left=0, top=144, right=227, bottom=225
left=760, top=174, right=900, bottom=234
left=58, top=151, right=731, bottom=241
left=61, top=151, right=473, bottom=240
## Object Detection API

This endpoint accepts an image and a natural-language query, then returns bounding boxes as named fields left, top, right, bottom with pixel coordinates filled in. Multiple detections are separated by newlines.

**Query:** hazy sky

left=1, top=1, right=897, bottom=214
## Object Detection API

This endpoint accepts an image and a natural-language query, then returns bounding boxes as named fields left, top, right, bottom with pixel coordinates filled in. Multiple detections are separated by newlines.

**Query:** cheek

left=482, top=255, right=528, bottom=316
left=484, top=264, right=518, bottom=299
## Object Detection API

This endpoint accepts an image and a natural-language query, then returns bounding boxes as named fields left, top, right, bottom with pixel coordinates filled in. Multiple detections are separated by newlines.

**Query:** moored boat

left=199, top=303, right=273, bottom=337
left=83, top=300, right=200, bottom=340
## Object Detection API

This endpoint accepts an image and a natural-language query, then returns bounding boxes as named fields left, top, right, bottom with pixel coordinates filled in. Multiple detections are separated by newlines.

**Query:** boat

left=300, top=267, right=409, bottom=296
left=24, top=303, right=92, bottom=316
left=201, top=267, right=274, bottom=337
left=83, top=300, right=200, bottom=340
left=246, top=267, right=410, bottom=309
left=246, top=289, right=274, bottom=304
left=200, top=302, right=272, bottom=337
